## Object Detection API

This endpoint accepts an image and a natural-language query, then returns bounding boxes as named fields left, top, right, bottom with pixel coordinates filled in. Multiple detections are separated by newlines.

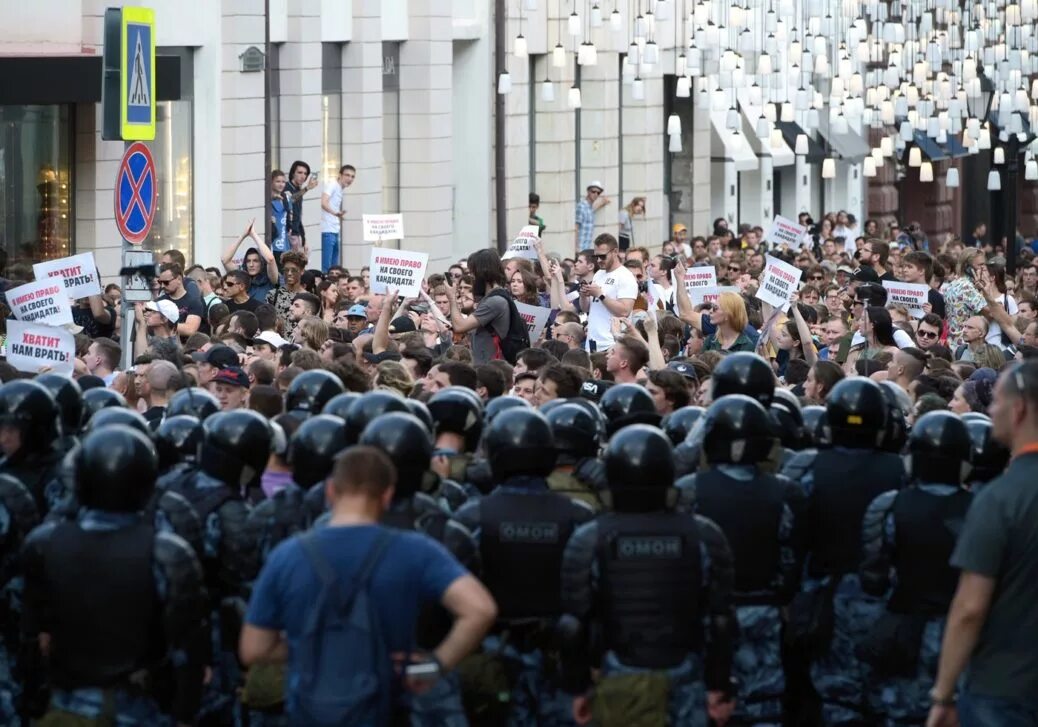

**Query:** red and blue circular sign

left=114, top=141, right=157, bottom=245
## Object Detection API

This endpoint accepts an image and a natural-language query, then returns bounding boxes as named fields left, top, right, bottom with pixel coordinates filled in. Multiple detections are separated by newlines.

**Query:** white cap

left=254, top=330, right=289, bottom=349
left=586, top=180, right=605, bottom=192
left=145, top=299, right=180, bottom=325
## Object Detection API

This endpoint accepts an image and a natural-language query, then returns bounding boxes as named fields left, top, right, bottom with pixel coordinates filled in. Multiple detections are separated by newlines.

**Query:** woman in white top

left=617, top=197, right=646, bottom=252
left=982, top=262, right=1019, bottom=348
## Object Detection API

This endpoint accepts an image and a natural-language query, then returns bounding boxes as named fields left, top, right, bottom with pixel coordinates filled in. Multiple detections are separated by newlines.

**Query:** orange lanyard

left=1012, top=443, right=1038, bottom=459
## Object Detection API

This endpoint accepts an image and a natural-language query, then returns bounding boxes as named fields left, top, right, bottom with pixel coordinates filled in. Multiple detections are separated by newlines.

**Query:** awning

left=710, top=111, right=759, bottom=172
left=911, top=130, right=969, bottom=162
left=776, top=120, right=827, bottom=163
left=816, top=116, right=872, bottom=163
left=736, top=92, right=795, bottom=167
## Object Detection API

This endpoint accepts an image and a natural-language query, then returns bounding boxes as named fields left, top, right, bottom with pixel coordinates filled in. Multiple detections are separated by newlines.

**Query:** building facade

left=0, top=0, right=884, bottom=284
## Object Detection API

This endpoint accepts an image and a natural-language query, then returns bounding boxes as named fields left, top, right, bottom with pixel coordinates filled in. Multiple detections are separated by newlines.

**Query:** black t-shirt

left=225, top=297, right=261, bottom=314
left=160, top=291, right=207, bottom=328
left=72, top=304, right=116, bottom=339
left=927, top=288, right=946, bottom=319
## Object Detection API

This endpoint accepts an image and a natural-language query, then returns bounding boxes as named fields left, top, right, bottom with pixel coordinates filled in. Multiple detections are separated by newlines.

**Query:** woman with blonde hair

left=618, top=196, right=646, bottom=252
left=373, top=360, right=415, bottom=398
left=702, top=291, right=755, bottom=352
left=292, top=315, right=329, bottom=351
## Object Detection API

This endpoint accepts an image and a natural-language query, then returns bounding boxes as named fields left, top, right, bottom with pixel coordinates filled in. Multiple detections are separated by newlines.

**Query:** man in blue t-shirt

left=240, top=445, right=497, bottom=720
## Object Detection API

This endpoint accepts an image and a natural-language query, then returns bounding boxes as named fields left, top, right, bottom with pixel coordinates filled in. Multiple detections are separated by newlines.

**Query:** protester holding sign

left=5, top=320, right=76, bottom=376
left=368, top=249, right=429, bottom=298
left=444, top=248, right=515, bottom=365
left=756, top=255, right=802, bottom=313
left=33, top=253, right=102, bottom=299
left=7, top=279, right=74, bottom=327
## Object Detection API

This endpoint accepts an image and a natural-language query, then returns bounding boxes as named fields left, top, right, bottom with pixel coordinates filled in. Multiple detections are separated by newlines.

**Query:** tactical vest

left=547, top=470, right=602, bottom=511
left=810, top=449, right=903, bottom=577
left=595, top=512, right=703, bottom=669
left=44, top=520, right=162, bottom=689
left=480, top=490, right=582, bottom=620
left=693, top=469, right=785, bottom=603
left=888, top=487, right=972, bottom=616
left=178, top=476, right=251, bottom=596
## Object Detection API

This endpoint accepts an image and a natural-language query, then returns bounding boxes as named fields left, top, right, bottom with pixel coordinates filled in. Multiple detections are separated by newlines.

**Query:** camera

left=659, top=254, right=679, bottom=273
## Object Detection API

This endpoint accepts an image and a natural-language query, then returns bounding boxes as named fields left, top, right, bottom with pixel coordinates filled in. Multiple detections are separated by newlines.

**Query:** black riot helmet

left=344, top=391, right=410, bottom=444
left=322, top=392, right=362, bottom=421
left=547, top=403, right=601, bottom=459
left=879, top=381, right=911, bottom=453
left=0, top=380, right=59, bottom=451
left=710, top=352, right=775, bottom=407
left=600, top=383, right=660, bottom=436
left=75, top=425, right=158, bottom=513
left=289, top=414, right=350, bottom=487
left=963, top=416, right=1010, bottom=484
left=908, top=411, right=971, bottom=485
left=35, top=374, right=83, bottom=437
left=801, top=405, right=829, bottom=448
left=485, top=408, right=556, bottom=481
left=826, top=378, right=887, bottom=449
left=81, top=387, right=127, bottom=428
left=661, top=406, right=706, bottom=446
left=360, top=412, right=434, bottom=498
left=155, top=415, right=203, bottom=472
left=605, top=424, right=675, bottom=512
left=484, top=395, right=530, bottom=427
left=200, top=410, right=273, bottom=489
left=427, top=387, right=484, bottom=452
left=86, top=407, right=152, bottom=438
left=286, top=369, right=346, bottom=418
left=404, top=399, right=435, bottom=435
left=702, top=394, right=777, bottom=465
left=166, top=387, right=220, bottom=421
left=769, top=388, right=806, bottom=451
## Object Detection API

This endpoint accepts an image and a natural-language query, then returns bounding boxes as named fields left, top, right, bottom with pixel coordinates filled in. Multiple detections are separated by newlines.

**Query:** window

left=382, top=42, right=400, bottom=220
left=151, top=48, right=194, bottom=262
left=0, top=105, right=73, bottom=270
left=322, top=43, right=342, bottom=181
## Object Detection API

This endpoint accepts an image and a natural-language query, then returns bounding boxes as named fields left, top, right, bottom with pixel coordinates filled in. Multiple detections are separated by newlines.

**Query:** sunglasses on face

left=223, top=280, right=239, bottom=288
left=810, top=275, right=824, bottom=281
left=158, top=278, right=175, bottom=286
left=917, top=329, right=938, bottom=338
left=728, top=266, right=741, bottom=272
left=594, top=253, right=609, bottom=260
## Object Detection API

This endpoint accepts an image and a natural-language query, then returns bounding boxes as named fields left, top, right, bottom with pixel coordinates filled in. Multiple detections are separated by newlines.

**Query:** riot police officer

left=361, top=412, right=480, bottom=725
left=427, top=387, right=488, bottom=506
left=860, top=411, right=973, bottom=725
left=0, top=472, right=38, bottom=723
left=454, top=408, right=595, bottom=725
left=20, top=425, right=206, bottom=725
left=545, top=403, right=605, bottom=510
left=599, top=384, right=660, bottom=437
left=79, top=387, right=127, bottom=428
left=782, top=377, right=905, bottom=725
left=676, top=395, right=806, bottom=725
left=962, top=413, right=1010, bottom=489
left=560, top=425, right=737, bottom=727
left=661, top=405, right=705, bottom=446
left=34, top=374, right=82, bottom=454
left=0, top=381, right=65, bottom=513
left=284, top=369, right=345, bottom=420
left=158, top=389, right=221, bottom=493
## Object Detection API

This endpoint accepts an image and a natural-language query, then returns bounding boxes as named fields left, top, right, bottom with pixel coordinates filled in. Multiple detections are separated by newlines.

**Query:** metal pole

left=264, top=0, right=272, bottom=248
left=494, top=0, right=508, bottom=253
left=1006, top=134, right=1019, bottom=277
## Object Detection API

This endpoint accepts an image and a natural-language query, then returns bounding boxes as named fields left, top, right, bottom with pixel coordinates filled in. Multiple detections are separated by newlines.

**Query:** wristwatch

left=597, top=295, right=605, bottom=302
left=929, top=688, right=956, bottom=707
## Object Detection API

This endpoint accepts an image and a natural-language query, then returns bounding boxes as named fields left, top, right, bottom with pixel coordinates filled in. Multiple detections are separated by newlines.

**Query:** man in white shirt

left=320, top=164, right=356, bottom=273
left=579, top=234, right=637, bottom=351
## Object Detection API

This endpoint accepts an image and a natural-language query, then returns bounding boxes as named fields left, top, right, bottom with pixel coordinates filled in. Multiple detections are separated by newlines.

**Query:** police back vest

left=595, top=512, right=703, bottom=669
left=480, top=490, right=584, bottom=620
left=547, top=470, right=602, bottom=511
left=178, top=475, right=252, bottom=595
left=810, top=449, right=903, bottom=577
left=43, top=520, right=162, bottom=689
left=693, top=468, right=785, bottom=603
left=888, top=487, right=972, bottom=616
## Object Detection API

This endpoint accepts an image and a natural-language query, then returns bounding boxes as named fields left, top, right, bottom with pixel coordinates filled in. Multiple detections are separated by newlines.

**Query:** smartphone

left=309, top=173, right=318, bottom=183
left=406, top=662, right=441, bottom=681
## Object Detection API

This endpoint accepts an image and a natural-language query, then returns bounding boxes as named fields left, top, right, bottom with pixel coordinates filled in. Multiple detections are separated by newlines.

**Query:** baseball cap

left=389, top=317, right=417, bottom=334
left=579, top=379, right=614, bottom=403
left=586, top=180, right=604, bottom=192
left=853, top=266, right=881, bottom=283
left=208, top=366, right=250, bottom=389
left=667, top=360, right=699, bottom=382
left=191, top=344, right=240, bottom=369
left=363, top=351, right=403, bottom=364
left=672, top=223, right=688, bottom=234
left=347, top=304, right=367, bottom=318
left=145, top=299, right=180, bottom=325
left=836, top=264, right=855, bottom=276
left=820, top=260, right=837, bottom=274
left=254, top=330, right=289, bottom=349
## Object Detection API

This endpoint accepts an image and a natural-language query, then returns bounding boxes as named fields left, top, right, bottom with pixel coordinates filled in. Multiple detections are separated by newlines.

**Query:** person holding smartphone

left=285, top=161, right=319, bottom=242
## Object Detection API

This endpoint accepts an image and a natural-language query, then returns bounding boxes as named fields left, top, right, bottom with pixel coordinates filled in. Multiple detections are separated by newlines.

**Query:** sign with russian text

left=514, top=301, right=553, bottom=342
left=368, top=248, right=429, bottom=298
left=5, top=321, right=75, bottom=376
left=33, top=253, right=102, bottom=300
left=7, top=279, right=74, bottom=326
left=756, top=255, right=802, bottom=312
left=882, top=281, right=929, bottom=317
left=763, top=215, right=808, bottom=251
left=691, top=285, right=740, bottom=307
left=362, top=213, right=405, bottom=242
left=502, top=226, right=541, bottom=260
left=684, top=266, right=718, bottom=298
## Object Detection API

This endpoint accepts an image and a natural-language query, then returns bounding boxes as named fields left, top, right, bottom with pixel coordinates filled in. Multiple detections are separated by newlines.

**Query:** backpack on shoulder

left=295, top=530, right=396, bottom=726
left=484, top=288, right=531, bottom=364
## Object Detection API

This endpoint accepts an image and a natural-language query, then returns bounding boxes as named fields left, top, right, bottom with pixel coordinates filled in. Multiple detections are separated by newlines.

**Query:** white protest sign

left=33, top=253, right=102, bottom=299
left=691, top=285, right=740, bottom=307
left=7, top=279, right=74, bottom=326
left=514, top=301, right=553, bottom=342
left=363, top=214, right=405, bottom=242
left=501, top=225, right=541, bottom=260
left=368, top=248, right=429, bottom=298
left=883, top=281, right=930, bottom=318
left=756, top=255, right=802, bottom=312
left=684, top=266, right=718, bottom=297
left=5, top=320, right=75, bottom=376
left=764, top=215, right=808, bottom=251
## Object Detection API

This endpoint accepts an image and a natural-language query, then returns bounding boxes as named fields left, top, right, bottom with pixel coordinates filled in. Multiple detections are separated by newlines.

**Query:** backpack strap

left=299, top=529, right=395, bottom=604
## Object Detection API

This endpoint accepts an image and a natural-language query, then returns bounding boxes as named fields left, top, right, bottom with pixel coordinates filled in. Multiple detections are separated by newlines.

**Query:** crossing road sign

left=120, top=7, right=155, bottom=141
left=115, top=142, right=157, bottom=245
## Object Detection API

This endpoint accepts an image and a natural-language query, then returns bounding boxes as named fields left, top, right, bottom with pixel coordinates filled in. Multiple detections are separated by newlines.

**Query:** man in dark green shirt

left=929, top=360, right=1038, bottom=727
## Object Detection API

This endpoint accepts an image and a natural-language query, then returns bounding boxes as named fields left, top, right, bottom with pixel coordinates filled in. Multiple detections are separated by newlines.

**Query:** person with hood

left=222, top=219, right=281, bottom=303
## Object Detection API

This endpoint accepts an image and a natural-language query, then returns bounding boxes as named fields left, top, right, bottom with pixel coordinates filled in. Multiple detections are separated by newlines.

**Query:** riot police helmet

left=710, top=352, right=776, bottom=407
left=484, top=408, right=556, bottom=481
left=0, top=380, right=59, bottom=449
left=344, top=391, right=410, bottom=444
left=79, top=387, right=127, bottom=429
left=826, top=378, right=888, bottom=449
left=166, top=387, right=220, bottom=421
left=285, top=369, right=346, bottom=418
left=360, top=412, right=433, bottom=497
left=200, top=410, right=273, bottom=488
left=801, top=405, right=829, bottom=448
left=75, top=425, right=158, bottom=513
left=427, top=386, right=484, bottom=452
left=963, top=416, right=1010, bottom=484
left=547, top=403, right=601, bottom=459
left=289, top=414, right=350, bottom=487
left=86, top=406, right=152, bottom=438
left=908, top=410, right=972, bottom=484
left=769, top=388, right=806, bottom=450
left=661, top=406, right=706, bottom=446
left=155, top=415, right=203, bottom=471
left=600, top=383, right=660, bottom=436
left=702, top=394, right=777, bottom=465
left=404, top=398, right=435, bottom=435
left=35, top=374, right=83, bottom=437
left=605, top=424, right=675, bottom=512
left=322, top=391, right=363, bottom=420
left=484, top=395, right=531, bottom=427
left=879, top=380, right=912, bottom=453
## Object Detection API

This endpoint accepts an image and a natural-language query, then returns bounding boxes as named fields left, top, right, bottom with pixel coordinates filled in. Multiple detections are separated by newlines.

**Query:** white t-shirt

left=587, top=265, right=638, bottom=350
left=321, top=181, right=344, bottom=234
left=649, top=282, right=675, bottom=311
left=987, top=294, right=1017, bottom=346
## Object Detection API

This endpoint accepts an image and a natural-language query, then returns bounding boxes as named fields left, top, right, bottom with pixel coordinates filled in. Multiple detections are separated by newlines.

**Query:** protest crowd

left=1, top=169, right=1038, bottom=727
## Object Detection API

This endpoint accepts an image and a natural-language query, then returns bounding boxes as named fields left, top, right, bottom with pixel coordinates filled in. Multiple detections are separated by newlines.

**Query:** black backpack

left=484, top=288, right=530, bottom=364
